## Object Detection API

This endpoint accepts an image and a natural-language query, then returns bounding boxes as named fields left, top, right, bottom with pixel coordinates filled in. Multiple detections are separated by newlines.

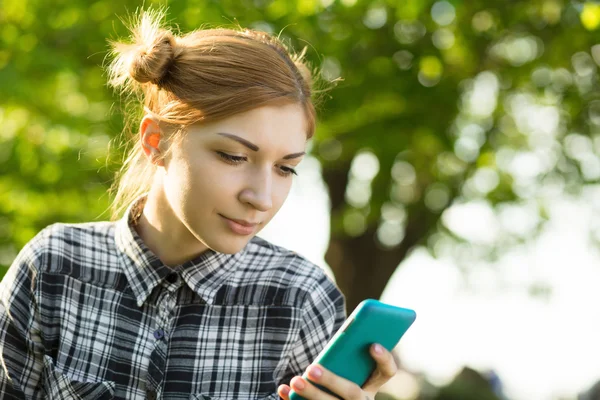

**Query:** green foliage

left=1, top=0, right=599, bottom=279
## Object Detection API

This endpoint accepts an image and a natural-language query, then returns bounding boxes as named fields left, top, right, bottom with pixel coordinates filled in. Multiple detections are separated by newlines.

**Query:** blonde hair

left=106, top=9, right=318, bottom=221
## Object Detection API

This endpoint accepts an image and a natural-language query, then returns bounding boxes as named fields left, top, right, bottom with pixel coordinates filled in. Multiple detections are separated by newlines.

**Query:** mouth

left=219, top=214, right=260, bottom=236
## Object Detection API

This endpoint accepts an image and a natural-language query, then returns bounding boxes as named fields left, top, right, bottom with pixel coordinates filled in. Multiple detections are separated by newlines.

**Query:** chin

left=207, top=237, right=253, bottom=255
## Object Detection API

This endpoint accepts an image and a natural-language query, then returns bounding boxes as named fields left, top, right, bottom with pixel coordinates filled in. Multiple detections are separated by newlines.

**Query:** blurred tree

left=579, top=378, right=600, bottom=400
left=426, top=367, right=500, bottom=400
left=1, top=0, right=599, bottom=313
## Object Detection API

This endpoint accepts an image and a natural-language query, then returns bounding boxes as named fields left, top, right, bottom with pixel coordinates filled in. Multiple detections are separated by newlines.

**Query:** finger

left=362, top=343, right=398, bottom=393
left=290, top=375, right=345, bottom=400
left=291, top=366, right=364, bottom=400
left=278, top=384, right=291, bottom=400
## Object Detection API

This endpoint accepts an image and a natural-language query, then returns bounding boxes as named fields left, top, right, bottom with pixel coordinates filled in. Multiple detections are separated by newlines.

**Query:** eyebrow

left=216, top=132, right=306, bottom=160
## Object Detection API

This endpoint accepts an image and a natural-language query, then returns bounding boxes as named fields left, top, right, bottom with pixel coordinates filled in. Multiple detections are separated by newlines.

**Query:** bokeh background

left=2, top=0, right=600, bottom=399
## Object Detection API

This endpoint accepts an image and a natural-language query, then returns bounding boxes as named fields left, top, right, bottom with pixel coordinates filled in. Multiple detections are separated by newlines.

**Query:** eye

left=278, top=166, right=298, bottom=177
left=216, top=151, right=247, bottom=165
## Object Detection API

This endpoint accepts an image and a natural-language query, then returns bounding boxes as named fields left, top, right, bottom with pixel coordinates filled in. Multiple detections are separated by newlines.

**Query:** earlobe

left=140, top=115, right=164, bottom=166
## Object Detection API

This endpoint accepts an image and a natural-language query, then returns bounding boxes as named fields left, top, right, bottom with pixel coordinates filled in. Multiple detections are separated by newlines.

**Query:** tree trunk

left=322, top=164, right=440, bottom=314
left=325, top=228, right=398, bottom=313
left=324, top=209, right=437, bottom=314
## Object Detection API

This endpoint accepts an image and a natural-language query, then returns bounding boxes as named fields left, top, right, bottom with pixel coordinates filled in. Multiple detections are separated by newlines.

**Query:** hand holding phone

left=288, top=299, right=417, bottom=400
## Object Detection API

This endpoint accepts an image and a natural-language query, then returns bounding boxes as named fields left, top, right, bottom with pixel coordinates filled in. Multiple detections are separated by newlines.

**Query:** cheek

left=187, top=158, right=244, bottom=201
left=271, top=178, right=293, bottom=210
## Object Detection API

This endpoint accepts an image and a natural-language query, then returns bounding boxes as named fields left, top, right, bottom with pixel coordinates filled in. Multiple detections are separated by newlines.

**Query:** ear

left=140, top=115, right=165, bottom=166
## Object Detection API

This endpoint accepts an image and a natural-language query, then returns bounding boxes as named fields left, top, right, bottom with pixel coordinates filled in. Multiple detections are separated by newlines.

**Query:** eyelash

left=216, top=151, right=298, bottom=177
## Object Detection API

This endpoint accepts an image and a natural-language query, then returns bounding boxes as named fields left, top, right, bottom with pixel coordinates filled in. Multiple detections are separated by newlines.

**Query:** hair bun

left=129, top=29, right=175, bottom=85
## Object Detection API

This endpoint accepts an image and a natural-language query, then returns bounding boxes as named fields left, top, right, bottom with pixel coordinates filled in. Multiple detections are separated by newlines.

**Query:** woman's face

left=156, top=103, right=307, bottom=254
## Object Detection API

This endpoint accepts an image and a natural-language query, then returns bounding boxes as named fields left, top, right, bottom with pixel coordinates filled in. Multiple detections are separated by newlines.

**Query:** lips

left=225, top=217, right=259, bottom=227
left=219, top=214, right=260, bottom=235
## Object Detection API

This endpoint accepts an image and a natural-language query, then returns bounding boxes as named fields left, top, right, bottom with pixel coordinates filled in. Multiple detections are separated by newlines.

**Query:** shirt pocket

left=41, top=355, right=115, bottom=400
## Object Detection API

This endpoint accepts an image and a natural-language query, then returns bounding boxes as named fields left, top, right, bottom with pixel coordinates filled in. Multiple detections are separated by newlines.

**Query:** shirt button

left=166, top=272, right=179, bottom=284
left=146, top=389, right=157, bottom=400
left=153, top=328, right=165, bottom=340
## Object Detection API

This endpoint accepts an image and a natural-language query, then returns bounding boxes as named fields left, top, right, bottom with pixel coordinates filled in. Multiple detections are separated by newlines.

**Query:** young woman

left=0, top=9, right=398, bottom=400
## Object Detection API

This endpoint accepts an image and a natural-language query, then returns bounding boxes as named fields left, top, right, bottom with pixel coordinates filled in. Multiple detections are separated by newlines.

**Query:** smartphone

left=288, top=299, right=416, bottom=400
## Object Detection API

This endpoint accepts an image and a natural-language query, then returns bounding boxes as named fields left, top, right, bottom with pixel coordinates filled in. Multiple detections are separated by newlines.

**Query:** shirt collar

left=114, top=194, right=244, bottom=307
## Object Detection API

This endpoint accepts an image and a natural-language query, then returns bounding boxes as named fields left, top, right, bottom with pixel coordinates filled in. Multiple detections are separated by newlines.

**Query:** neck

left=134, top=182, right=209, bottom=267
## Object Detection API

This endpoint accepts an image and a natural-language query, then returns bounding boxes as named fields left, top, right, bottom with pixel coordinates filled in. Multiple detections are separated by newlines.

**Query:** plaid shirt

left=0, top=196, right=346, bottom=399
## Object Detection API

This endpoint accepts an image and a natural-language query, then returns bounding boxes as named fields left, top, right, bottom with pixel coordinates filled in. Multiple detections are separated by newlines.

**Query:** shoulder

left=2, top=221, right=118, bottom=296
left=236, top=236, right=345, bottom=308
left=15, top=221, right=118, bottom=276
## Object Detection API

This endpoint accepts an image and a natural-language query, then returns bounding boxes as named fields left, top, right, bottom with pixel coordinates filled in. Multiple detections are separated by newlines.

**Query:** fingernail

left=373, top=344, right=383, bottom=354
left=292, top=378, right=305, bottom=391
left=280, top=386, right=290, bottom=395
left=308, top=366, right=322, bottom=380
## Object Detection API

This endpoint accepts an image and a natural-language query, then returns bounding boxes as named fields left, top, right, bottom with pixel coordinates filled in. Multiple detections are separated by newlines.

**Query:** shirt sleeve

left=0, top=233, right=46, bottom=399
left=276, top=271, right=347, bottom=388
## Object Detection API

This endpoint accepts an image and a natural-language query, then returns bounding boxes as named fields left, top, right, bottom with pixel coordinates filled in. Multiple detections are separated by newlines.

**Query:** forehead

left=186, top=103, right=308, bottom=150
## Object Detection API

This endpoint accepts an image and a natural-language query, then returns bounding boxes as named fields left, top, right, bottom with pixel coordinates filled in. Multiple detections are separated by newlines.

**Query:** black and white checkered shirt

left=0, top=196, right=346, bottom=399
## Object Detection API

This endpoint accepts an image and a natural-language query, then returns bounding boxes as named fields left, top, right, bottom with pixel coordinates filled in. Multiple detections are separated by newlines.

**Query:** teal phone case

left=288, top=299, right=416, bottom=400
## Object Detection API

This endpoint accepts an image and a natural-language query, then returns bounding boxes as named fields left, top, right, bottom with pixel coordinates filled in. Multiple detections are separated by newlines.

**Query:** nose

left=238, top=167, right=273, bottom=212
